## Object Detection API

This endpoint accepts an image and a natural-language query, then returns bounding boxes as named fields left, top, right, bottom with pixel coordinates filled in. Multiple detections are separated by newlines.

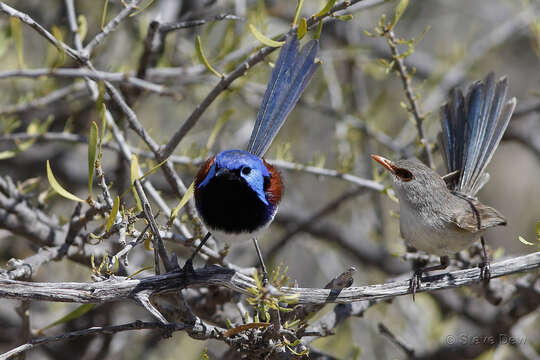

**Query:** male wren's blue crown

left=372, top=73, right=516, bottom=297
left=187, top=33, right=319, bottom=274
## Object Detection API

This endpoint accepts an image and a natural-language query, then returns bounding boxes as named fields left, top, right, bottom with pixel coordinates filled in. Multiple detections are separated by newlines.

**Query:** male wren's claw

left=479, top=261, right=491, bottom=282
left=182, top=258, right=195, bottom=275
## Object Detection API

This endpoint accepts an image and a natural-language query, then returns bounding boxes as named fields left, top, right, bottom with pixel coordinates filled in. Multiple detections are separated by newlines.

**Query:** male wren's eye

left=241, top=167, right=251, bottom=176
left=395, top=168, right=414, bottom=182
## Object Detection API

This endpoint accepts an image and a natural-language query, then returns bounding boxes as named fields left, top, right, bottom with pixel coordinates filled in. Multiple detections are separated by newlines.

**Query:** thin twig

left=82, top=0, right=144, bottom=56
left=0, top=68, right=173, bottom=95
left=384, top=29, right=433, bottom=168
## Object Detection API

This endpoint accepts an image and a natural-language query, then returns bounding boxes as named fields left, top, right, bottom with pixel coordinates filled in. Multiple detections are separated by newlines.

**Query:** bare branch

left=0, top=252, right=538, bottom=305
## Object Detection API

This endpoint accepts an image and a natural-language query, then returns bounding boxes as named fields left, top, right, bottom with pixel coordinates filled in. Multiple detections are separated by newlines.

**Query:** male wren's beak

left=371, top=154, right=398, bottom=174
left=215, top=167, right=236, bottom=181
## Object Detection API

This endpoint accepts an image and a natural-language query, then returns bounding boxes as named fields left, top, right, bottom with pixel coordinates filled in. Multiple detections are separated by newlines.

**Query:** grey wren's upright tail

left=372, top=72, right=516, bottom=298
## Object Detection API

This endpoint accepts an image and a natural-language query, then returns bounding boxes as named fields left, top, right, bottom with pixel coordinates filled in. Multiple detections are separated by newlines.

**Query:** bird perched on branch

left=186, top=34, right=319, bottom=279
left=372, top=73, right=516, bottom=296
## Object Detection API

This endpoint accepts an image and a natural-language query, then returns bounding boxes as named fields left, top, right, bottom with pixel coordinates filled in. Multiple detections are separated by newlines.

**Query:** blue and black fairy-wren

left=186, top=34, right=319, bottom=277
left=372, top=73, right=516, bottom=294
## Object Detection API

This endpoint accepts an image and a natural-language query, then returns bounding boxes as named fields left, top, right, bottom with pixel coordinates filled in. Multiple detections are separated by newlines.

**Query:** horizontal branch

left=1, top=252, right=538, bottom=306
left=0, top=68, right=173, bottom=95
left=0, top=132, right=384, bottom=190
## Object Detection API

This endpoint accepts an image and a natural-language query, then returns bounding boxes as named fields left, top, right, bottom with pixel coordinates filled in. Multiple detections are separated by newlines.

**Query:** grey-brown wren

left=372, top=73, right=516, bottom=296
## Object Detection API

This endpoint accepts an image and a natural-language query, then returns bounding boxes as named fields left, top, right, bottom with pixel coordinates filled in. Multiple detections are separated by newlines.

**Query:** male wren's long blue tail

left=188, top=34, right=319, bottom=272
left=440, top=72, right=516, bottom=196
left=247, top=35, right=319, bottom=157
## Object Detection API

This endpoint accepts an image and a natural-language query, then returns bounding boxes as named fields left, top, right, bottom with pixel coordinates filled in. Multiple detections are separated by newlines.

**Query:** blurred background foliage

left=0, top=0, right=540, bottom=359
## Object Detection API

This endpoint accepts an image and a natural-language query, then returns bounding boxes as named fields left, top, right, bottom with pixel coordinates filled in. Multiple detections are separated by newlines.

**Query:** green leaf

left=0, top=150, right=17, bottom=160
left=518, top=236, right=534, bottom=246
left=536, top=221, right=540, bottom=237
left=336, top=15, right=353, bottom=21
left=127, top=266, right=153, bottom=279
left=314, top=18, right=323, bottom=39
left=88, top=122, right=98, bottom=198
left=9, top=17, right=24, bottom=68
left=101, top=0, right=109, bottom=29
left=130, top=154, right=140, bottom=184
left=77, top=15, right=87, bottom=42
left=105, top=196, right=120, bottom=231
left=51, top=26, right=65, bottom=67
left=315, top=0, right=336, bottom=17
left=292, top=0, right=305, bottom=27
left=195, top=36, right=222, bottom=78
left=169, top=182, right=194, bottom=225
left=297, top=18, right=307, bottom=40
left=46, top=160, right=84, bottom=202
left=39, top=304, right=95, bottom=332
left=248, top=24, right=285, bottom=47
left=130, top=0, right=156, bottom=17
left=130, top=155, right=142, bottom=212
left=392, top=0, right=409, bottom=27
left=207, top=109, right=234, bottom=150
left=139, top=157, right=169, bottom=181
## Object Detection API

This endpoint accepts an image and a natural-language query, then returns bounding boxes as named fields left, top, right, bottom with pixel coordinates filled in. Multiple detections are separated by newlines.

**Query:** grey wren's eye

left=395, top=168, right=413, bottom=181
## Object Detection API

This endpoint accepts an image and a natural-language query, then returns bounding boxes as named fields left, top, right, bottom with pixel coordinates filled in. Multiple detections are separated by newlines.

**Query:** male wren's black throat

left=195, top=163, right=276, bottom=234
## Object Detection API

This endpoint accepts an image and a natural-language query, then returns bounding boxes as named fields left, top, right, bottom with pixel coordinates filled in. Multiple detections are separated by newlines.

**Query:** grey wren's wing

left=439, top=73, right=516, bottom=196
left=449, top=194, right=507, bottom=232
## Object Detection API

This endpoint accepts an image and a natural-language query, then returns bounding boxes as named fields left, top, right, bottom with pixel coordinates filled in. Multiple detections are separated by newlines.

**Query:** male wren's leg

left=410, top=255, right=449, bottom=301
left=252, top=238, right=269, bottom=285
left=183, top=232, right=212, bottom=273
left=479, top=236, right=491, bottom=282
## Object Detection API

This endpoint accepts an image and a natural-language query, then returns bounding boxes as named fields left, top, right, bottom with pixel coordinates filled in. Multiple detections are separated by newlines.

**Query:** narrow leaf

left=46, top=160, right=84, bottom=202
left=292, top=0, right=305, bottom=27
left=101, top=0, right=109, bottom=29
left=9, top=17, right=24, bottom=69
left=130, top=154, right=140, bottom=184
left=127, top=266, right=153, bottom=279
left=105, top=196, right=120, bottom=231
left=169, top=182, right=194, bottom=225
left=77, top=15, right=87, bottom=42
left=248, top=24, right=285, bottom=47
left=297, top=18, right=307, bottom=40
left=139, top=157, right=169, bottom=181
left=0, top=150, right=17, bottom=160
left=518, top=236, right=534, bottom=246
left=315, top=0, right=337, bottom=17
left=195, top=36, right=222, bottom=78
left=39, top=304, right=95, bottom=332
left=88, top=121, right=98, bottom=198
left=536, top=221, right=540, bottom=237
left=129, top=155, right=142, bottom=210
left=130, top=0, right=156, bottom=17
left=392, top=0, right=409, bottom=27
left=51, top=26, right=65, bottom=67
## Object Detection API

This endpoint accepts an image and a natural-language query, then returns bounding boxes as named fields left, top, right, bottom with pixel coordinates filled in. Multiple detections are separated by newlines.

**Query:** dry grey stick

left=0, top=132, right=386, bottom=191
left=0, top=68, right=171, bottom=95
left=0, top=252, right=538, bottom=305
left=0, top=82, right=87, bottom=116
left=0, top=321, right=208, bottom=360
left=82, top=0, right=143, bottom=56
